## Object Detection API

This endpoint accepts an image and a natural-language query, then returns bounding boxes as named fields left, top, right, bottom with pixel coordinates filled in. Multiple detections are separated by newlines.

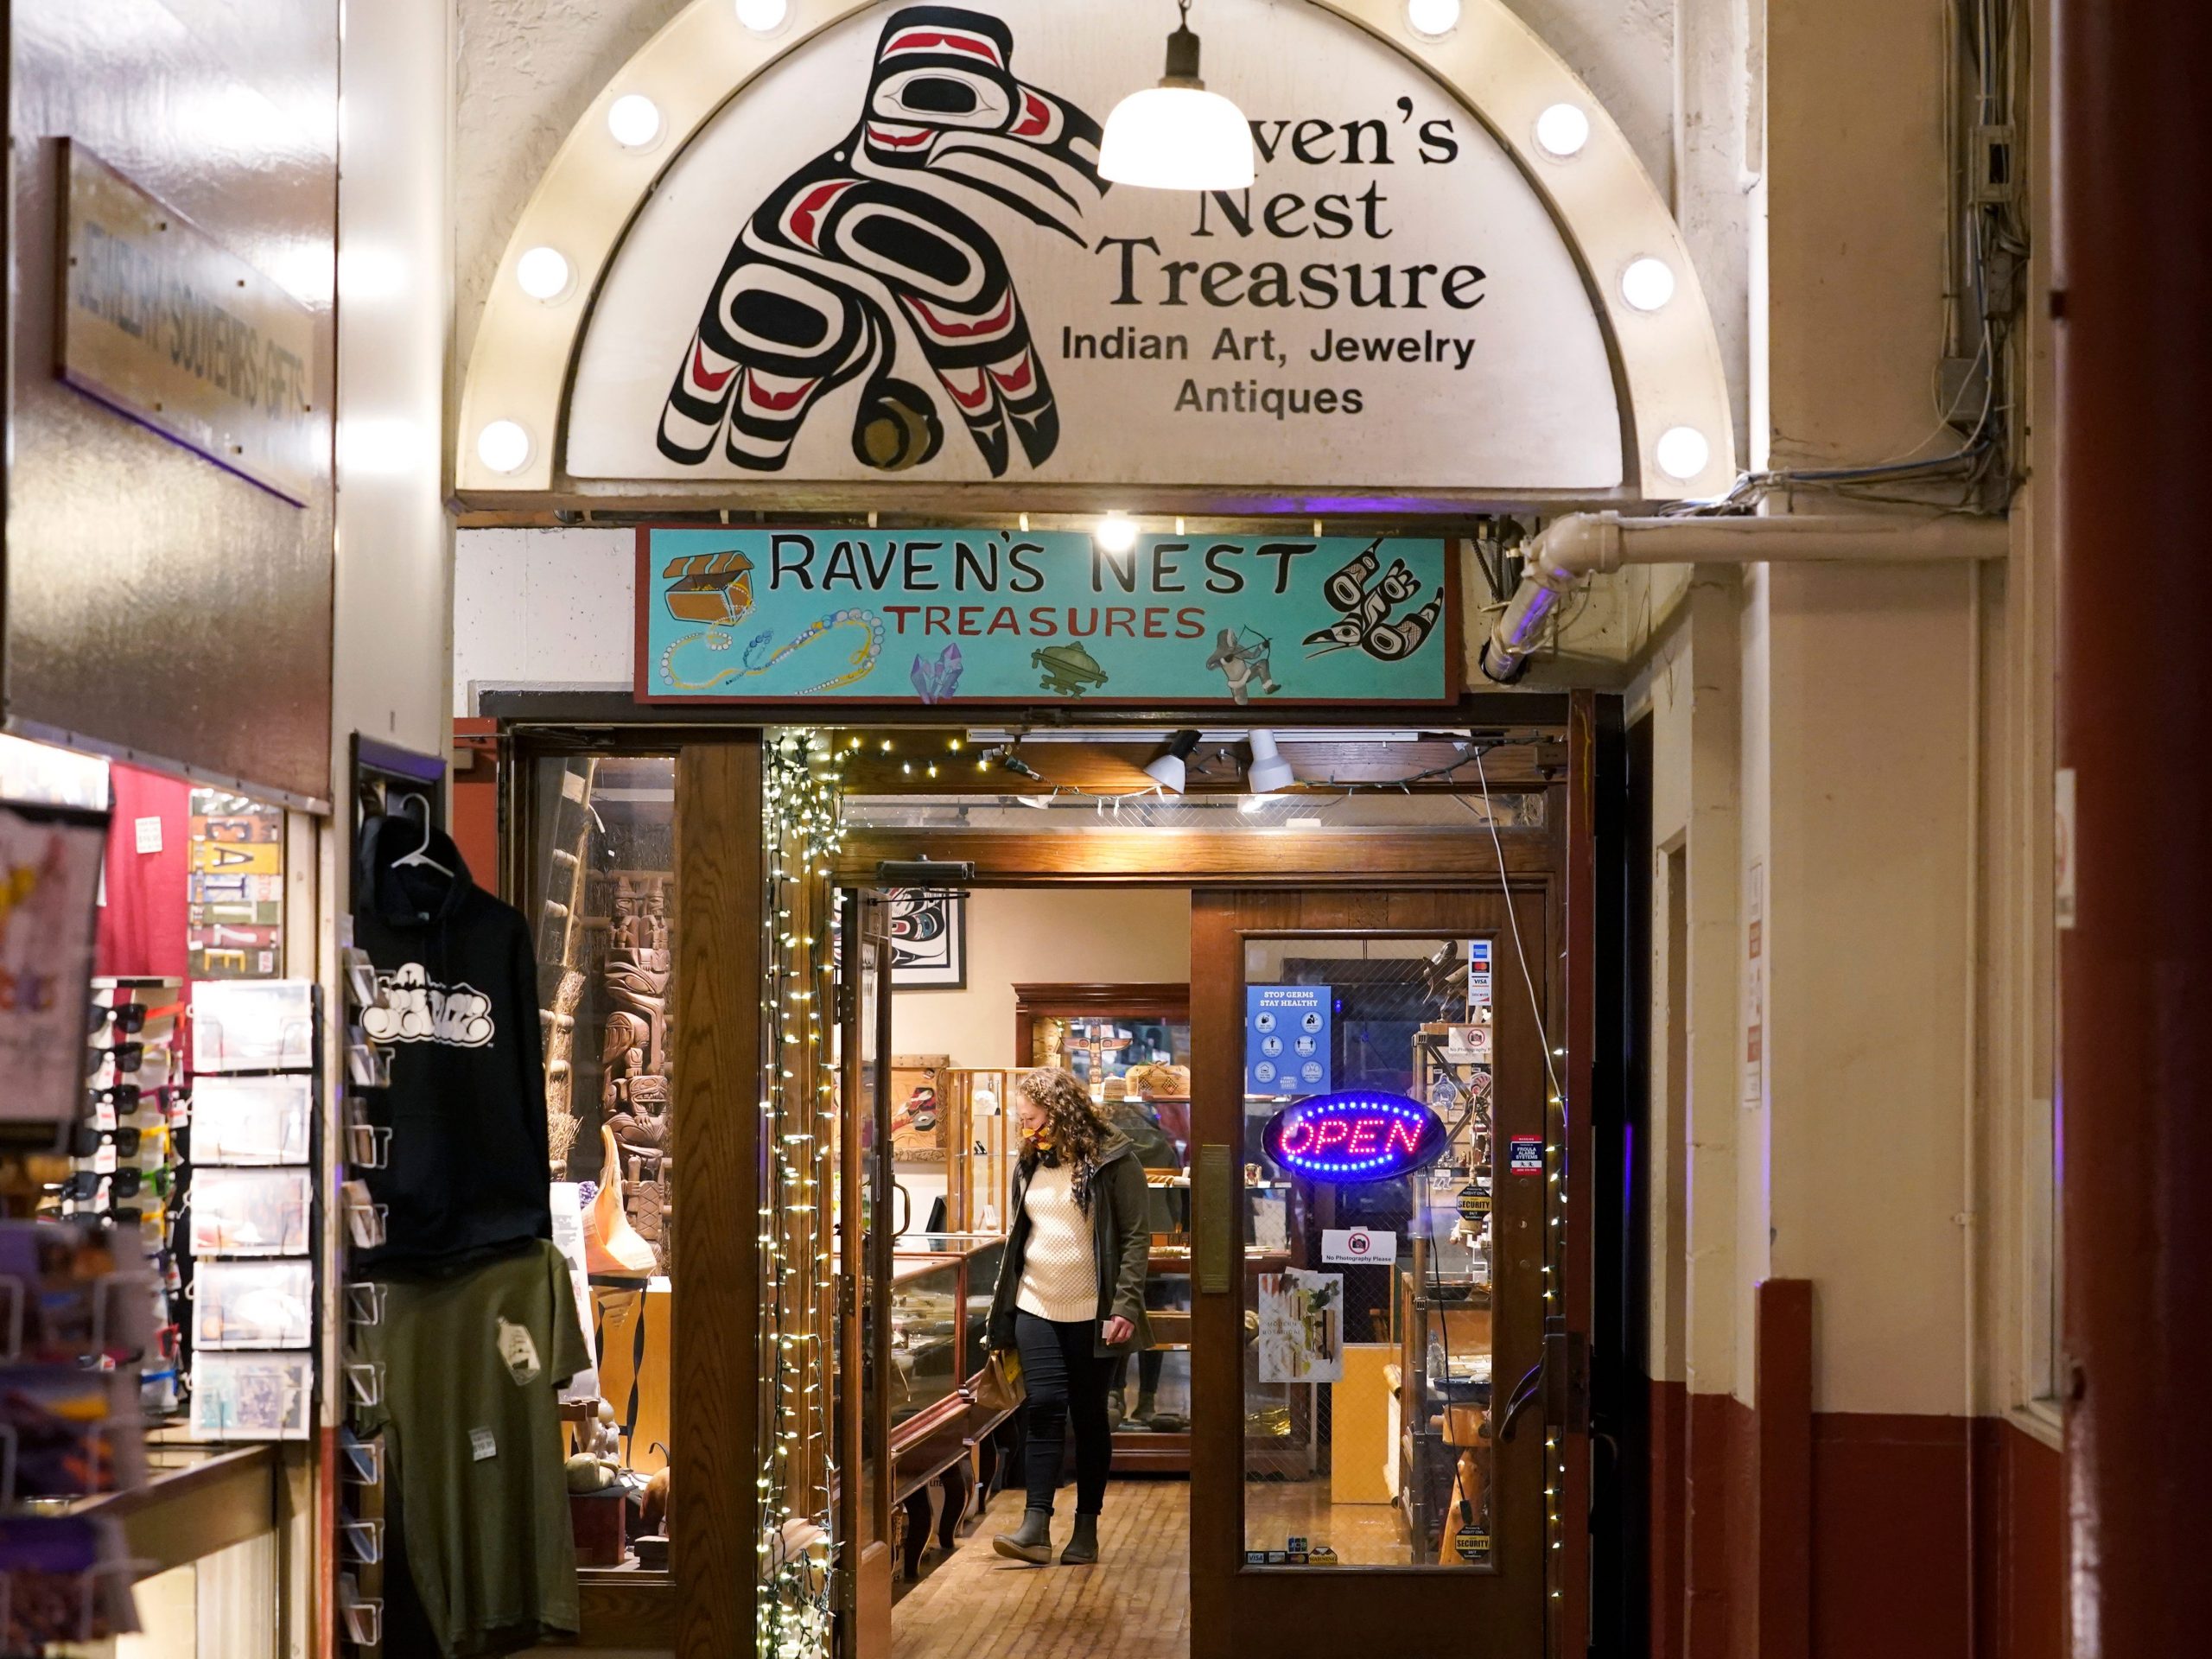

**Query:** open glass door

left=838, top=891, right=896, bottom=1657
left=1190, top=891, right=1560, bottom=1659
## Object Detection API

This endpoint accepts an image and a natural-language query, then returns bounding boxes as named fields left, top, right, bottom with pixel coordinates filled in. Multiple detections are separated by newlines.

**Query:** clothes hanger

left=388, top=791, right=454, bottom=879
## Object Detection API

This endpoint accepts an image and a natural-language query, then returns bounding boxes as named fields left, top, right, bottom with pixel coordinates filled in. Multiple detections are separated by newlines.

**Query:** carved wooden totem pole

left=601, top=874, right=676, bottom=1272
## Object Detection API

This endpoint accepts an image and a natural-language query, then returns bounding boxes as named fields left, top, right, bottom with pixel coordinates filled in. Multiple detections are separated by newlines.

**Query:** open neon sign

left=1261, top=1092, right=1448, bottom=1184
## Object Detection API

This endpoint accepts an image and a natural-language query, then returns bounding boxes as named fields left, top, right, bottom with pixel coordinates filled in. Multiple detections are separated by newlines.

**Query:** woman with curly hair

left=985, top=1066, right=1152, bottom=1566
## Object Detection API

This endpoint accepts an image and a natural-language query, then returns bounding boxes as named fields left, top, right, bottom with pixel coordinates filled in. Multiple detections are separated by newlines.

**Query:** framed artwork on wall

left=887, top=887, right=964, bottom=989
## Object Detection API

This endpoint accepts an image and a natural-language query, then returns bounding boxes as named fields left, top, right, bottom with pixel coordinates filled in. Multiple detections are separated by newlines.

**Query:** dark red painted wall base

left=1655, top=1396, right=2059, bottom=1659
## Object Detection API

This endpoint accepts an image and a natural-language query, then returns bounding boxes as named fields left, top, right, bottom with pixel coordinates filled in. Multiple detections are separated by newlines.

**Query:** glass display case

left=884, top=1234, right=1012, bottom=1579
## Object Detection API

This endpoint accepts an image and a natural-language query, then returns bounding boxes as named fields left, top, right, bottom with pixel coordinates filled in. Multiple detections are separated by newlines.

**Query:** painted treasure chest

left=662, top=550, right=756, bottom=626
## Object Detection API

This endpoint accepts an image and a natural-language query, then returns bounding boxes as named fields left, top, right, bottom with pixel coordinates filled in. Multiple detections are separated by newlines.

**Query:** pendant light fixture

left=1245, top=729, right=1295, bottom=794
left=1099, top=1, right=1256, bottom=191
left=1143, top=730, right=1204, bottom=794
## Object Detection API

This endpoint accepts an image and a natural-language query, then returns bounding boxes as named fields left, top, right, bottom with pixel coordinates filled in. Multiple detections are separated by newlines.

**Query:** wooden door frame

left=837, top=893, right=897, bottom=1658
left=672, top=735, right=765, bottom=1659
left=497, top=692, right=1602, bottom=1659
left=1185, top=890, right=1559, bottom=1659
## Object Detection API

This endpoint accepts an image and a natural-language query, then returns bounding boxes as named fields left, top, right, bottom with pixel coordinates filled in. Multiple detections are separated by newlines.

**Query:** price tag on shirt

left=469, top=1427, right=498, bottom=1461
left=135, top=817, right=163, bottom=855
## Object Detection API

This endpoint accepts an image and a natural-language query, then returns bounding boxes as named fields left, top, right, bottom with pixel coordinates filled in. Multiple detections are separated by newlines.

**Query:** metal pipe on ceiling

left=1476, top=511, right=2012, bottom=683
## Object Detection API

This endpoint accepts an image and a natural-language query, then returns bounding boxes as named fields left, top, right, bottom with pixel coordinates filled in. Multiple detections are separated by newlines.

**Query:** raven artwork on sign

left=656, top=6, right=1108, bottom=478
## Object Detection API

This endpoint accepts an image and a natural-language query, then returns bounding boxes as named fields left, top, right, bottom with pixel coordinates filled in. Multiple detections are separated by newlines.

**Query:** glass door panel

left=1239, top=937, right=1495, bottom=1569
left=1191, top=891, right=1551, bottom=1659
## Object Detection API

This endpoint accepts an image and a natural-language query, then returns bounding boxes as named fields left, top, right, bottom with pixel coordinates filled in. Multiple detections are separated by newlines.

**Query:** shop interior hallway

left=893, top=1480, right=1190, bottom=1659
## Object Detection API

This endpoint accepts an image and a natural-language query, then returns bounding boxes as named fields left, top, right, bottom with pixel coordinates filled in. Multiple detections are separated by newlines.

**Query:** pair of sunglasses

left=70, top=1125, right=143, bottom=1160
left=60, top=1167, right=168, bottom=1202
left=91, top=1003, right=148, bottom=1036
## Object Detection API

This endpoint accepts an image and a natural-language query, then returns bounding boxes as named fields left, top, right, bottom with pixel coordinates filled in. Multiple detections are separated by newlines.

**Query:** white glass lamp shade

left=1656, top=425, right=1712, bottom=481
left=1143, top=730, right=1202, bottom=794
left=476, top=420, right=532, bottom=474
left=1100, top=86, right=1255, bottom=190
left=1535, top=102, right=1591, bottom=158
left=1621, top=257, right=1676, bottom=312
left=1246, top=729, right=1295, bottom=794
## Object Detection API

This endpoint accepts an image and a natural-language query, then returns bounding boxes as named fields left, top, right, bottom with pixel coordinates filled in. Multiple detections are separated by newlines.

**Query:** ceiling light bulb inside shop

left=476, top=420, right=532, bottom=474
left=734, top=0, right=789, bottom=31
left=1656, top=425, right=1712, bottom=481
left=607, top=93, right=663, bottom=149
left=515, top=245, right=572, bottom=301
left=1534, top=102, right=1591, bottom=158
left=1099, top=3, right=1256, bottom=190
left=1406, top=0, right=1461, bottom=38
left=1620, top=257, right=1675, bottom=312
left=1245, top=728, right=1295, bottom=794
left=1094, top=512, right=1140, bottom=555
left=1143, top=730, right=1202, bottom=794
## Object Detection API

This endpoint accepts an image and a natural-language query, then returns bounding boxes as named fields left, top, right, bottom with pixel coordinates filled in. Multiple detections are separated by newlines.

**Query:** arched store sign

left=458, top=0, right=1734, bottom=506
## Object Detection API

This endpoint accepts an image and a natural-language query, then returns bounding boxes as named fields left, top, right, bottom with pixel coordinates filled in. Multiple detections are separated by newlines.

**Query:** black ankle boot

left=992, top=1508, right=1054, bottom=1564
left=1061, top=1514, right=1100, bottom=1565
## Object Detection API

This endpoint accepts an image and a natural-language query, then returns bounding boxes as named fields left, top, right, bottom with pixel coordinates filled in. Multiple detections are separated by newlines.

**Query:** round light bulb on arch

left=1406, top=0, right=1461, bottom=39
left=514, top=245, right=573, bottom=302
left=1620, top=257, right=1676, bottom=312
left=734, top=0, right=789, bottom=33
left=1094, top=512, right=1139, bottom=556
left=1655, top=426, right=1711, bottom=483
left=477, top=420, right=533, bottom=476
left=1534, top=103, right=1591, bottom=158
left=607, top=93, right=664, bottom=149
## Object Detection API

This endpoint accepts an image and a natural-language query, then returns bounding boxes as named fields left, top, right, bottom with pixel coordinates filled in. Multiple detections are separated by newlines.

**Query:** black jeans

left=1014, top=1310, right=1112, bottom=1516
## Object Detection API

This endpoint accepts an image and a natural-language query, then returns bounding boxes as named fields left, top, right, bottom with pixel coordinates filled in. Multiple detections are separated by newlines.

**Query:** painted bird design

left=657, top=6, right=1108, bottom=478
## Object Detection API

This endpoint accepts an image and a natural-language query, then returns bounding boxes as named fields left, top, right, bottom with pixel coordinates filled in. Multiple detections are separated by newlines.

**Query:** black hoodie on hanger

left=353, top=813, right=550, bottom=1269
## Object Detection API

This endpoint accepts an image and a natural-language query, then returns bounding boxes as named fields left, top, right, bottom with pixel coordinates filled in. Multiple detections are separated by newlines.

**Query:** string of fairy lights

left=757, top=731, right=849, bottom=1659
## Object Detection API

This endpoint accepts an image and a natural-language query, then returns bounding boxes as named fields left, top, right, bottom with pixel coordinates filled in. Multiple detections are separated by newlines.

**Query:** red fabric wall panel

left=94, top=763, right=190, bottom=980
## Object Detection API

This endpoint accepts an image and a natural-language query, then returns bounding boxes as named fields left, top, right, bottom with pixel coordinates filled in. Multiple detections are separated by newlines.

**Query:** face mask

left=1021, top=1121, right=1056, bottom=1160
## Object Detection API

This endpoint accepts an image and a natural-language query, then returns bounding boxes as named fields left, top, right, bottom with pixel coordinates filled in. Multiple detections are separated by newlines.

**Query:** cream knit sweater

left=1014, top=1161, right=1099, bottom=1324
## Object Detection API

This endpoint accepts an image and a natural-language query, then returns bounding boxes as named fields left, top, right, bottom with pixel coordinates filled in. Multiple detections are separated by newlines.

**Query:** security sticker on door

left=1321, top=1227, right=1398, bottom=1266
left=1509, top=1135, right=1544, bottom=1176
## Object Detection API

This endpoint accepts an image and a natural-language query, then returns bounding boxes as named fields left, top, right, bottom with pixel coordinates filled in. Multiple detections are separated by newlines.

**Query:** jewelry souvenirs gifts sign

left=638, top=527, right=1453, bottom=703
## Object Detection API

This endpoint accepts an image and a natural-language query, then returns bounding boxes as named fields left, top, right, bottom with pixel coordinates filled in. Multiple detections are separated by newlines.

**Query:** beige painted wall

left=1762, top=563, right=1977, bottom=1418
left=1627, top=574, right=1742, bottom=1398
left=888, top=887, right=1193, bottom=1067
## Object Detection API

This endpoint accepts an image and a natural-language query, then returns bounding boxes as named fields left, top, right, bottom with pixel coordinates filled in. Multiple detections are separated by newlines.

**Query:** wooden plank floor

left=892, top=1480, right=1191, bottom=1659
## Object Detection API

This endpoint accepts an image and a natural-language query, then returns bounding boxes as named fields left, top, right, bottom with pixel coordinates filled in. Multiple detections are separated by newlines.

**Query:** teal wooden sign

left=635, top=528, right=1454, bottom=704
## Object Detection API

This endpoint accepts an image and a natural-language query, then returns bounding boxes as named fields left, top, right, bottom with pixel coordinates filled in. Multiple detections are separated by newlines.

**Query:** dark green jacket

left=987, top=1134, right=1154, bottom=1357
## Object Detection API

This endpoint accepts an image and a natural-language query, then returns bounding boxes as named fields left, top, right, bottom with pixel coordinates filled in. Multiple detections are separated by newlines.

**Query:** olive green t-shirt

left=361, top=1241, right=588, bottom=1657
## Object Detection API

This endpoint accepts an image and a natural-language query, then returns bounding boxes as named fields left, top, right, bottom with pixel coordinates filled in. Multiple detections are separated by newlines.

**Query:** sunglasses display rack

left=72, top=979, right=185, bottom=1419
left=182, top=980, right=321, bottom=1444
left=336, top=939, right=391, bottom=1654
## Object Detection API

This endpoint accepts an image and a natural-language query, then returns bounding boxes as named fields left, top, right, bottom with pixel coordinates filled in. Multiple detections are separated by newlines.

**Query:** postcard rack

left=183, top=981, right=323, bottom=1445
left=335, top=931, right=397, bottom=1654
